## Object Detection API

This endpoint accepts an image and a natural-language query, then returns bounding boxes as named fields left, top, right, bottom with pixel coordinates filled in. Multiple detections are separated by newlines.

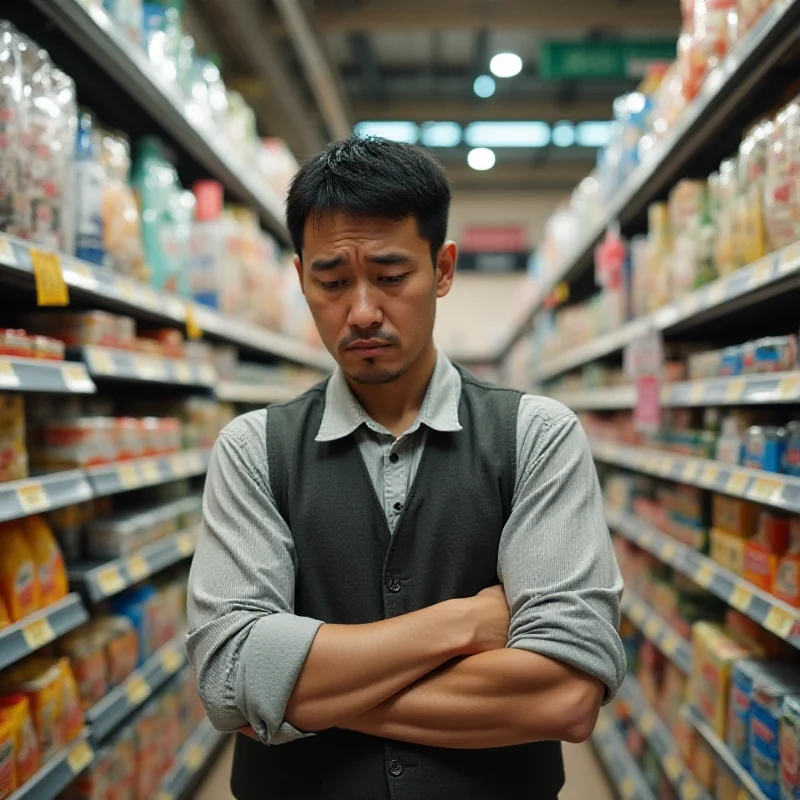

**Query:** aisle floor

left=192, top=737, right=615, bottom=799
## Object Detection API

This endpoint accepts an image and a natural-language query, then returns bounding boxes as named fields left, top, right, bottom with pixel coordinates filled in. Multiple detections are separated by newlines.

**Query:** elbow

left=558, top=680, right=603, bottom=744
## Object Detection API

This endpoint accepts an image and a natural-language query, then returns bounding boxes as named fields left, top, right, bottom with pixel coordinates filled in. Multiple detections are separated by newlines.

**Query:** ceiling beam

left=266, top=0, right=681, bottom=33
left=273, top=0, right=352, bottom=141
left=350, top=32, right=384, bottom=102
left=351, top=97, right=616, bottom=123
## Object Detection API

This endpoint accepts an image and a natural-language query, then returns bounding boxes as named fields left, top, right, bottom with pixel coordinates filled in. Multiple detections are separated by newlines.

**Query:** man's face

left=296, top=212, right=455, bottom=385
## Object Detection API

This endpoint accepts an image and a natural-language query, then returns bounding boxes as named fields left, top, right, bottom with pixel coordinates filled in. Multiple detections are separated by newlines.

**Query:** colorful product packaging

left=780, top=695, right=800, bottom=800
left=0, top=694, right=39, bottom=786
left=0, top=522, right=40, bottom=622
left=776, top=518, right=800, bottom=607
left=743, top=512, right=791, bottom=591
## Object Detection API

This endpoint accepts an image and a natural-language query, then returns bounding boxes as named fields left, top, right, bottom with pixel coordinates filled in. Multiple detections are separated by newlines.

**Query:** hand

left=462, top=585, right=510, bottom=655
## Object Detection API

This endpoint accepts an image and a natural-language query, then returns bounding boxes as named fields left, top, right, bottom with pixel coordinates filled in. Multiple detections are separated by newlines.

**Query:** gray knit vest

left=231, top=366, right=565, bottom=800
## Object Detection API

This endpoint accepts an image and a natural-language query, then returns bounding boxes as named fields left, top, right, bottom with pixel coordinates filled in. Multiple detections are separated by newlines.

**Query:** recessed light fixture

left=473, top=74, right=496, bottom=98
left=353, top=120, right=419, bottom=143
left=551, top=121, right=576, bottom=148
left=489, top=52, right=522, bottom=78
left=464, top=121, right=550, bottom=148
left=420, top=122, right=462, bottom=148
left=467, top=147, right=496, bottom=171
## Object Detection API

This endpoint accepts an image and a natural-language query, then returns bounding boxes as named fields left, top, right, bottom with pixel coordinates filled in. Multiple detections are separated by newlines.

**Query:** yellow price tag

left=777, top=374, right=800, bottom=401
left=661, top=631, right=679, bottom=656
left=170, top=454, right=187, bottom=477
left=639, top=710, right=657, bottom=735
left=682, top=461, right=701, bottom=483
left=620, top=776, right=636, bottom=799
left=162, top=647, right=183, bottom=673
left=22, top=616, right=55, bottom=650
left=185, top=305, right=202, bottom=340
left=186, top=451, right=205, bottom=474
left=118, top=463, right=140, bottom=489
left=174, top=361, right=193, bottom=383
left=681, top=777, right=703, bottom=800
left=661, top=540, right=678, bottom=562
left=30, top=248, right=69, bottom=306
left=185, top=743, right=206, bottom=771
left=780, top=240, right=800, bottom=274
left=140, top=460, right=161, bottom=484
left=726, top=472, right=750, bottom=495
left=96, top=566, right=126, bottom=597
left=629, top=602, right=646, bottom=624
left=0, top=235, right=16, bottom=264
left=689, top=382, right=706, bottom=404
left=730, top=584, right=753, bottom=611
left=664, top=753, right=682, bottom=780
left=89, top=349, right=116, bottom=376
left=0, top=361, right=20, bottom=388
left=764, top=605, right=796, bottom=639
left=644, top=617, right=661, bottom=640
left=177, top=533, right=195, bottom=557
left=62, top=364, right=92, bottom=392
left=749, top=477, right=783, bottom=503
left=126, top=675, right=151, bottom=706
left=695, top=563, right=715, bottom=588
left=724, top=377, right=746, bottom=402
left=659, top=456, right=675, bottom=475
left=16, top=482, right=49, bottom=513
left=707, top=281, right=727, bottom=306
left=699, top=465, right=720, bottom=486
left=67, top=739, right=93, bottom=774
left=126, top=554, right=150, bottom=582
left=640, top=529, right=655, bottom=548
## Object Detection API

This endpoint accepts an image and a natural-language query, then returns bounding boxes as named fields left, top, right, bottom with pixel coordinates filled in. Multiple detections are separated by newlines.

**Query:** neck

left=347, top=342, right=437, bottom=437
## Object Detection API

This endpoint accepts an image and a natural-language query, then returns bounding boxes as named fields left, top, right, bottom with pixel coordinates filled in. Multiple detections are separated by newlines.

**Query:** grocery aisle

left=192, top=740, right=616, bottom=800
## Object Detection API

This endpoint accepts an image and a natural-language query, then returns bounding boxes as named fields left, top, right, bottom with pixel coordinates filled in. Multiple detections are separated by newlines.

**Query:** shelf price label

left=777, top=374, right=800, bottom=401
left=764, top=605, right=797, bottom=639
left=749, top=477, right=783, bottom=503
left=682, top=461, right=701, bottom=483
left=689, top=382, right=706, bottom=404
left=177, top=533, right=195, bottom=557
left=724, top=377, right=746, bottom=402
left=0, top=235, right=17, bottom=265
left=140, top=460, right=161, bottom=484
left=174, top=361, right=193, bottom=383
left=730, top=584, right=753, bottom=612
left=118, top=463, right=140, bottom=489
left=661, top=631, right=679, bottom=656
left=707, top=281, right=727, bottom=306
left=681, top=777, right=703, bottom=800
left=16, top=482, right=49, bottom=514
left=185, top=305, right=202, bottom=340
left=126, top=675, right=151, bottom=706
left=126, top=555, right=150, bottom=583
left=751, top=255, right=776, bottom=286
left=780, top=240, right=800, bottom=274
left=22, top=616, right=55, bottom=650
left=664, top=753, right=683, bottom=781
left=620, top=776, right=636, bottom=800
left=661, top=540, right=678, bottom=562
left=639, top=710, right=657, bottom=735
left=0, top=361, right=20, bottom=389
left=62, top=364, right=93, bottom=392
left=185, top=743, right=206, bottom=771
left=725, top=472, right=750, bottom=496
left=162, top=647, right=183, bottom=673
left=30, top=248, right=69, bottom=306
left=699, top=465, right=720, bottom=486
left=89, top=349, right=116, bottom=376
left=695, top=564, right=715, bottom=588
left=644, top=617, right=661, bottom=641
left=96, top=566, right=126, bottom=597
left=67, top=739, right=93, bottom=775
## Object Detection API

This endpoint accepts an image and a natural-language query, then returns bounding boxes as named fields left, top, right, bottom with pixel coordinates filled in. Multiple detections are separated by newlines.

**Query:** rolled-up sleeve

left=499, top=396, right=626, bottom=702
left=186, top=410, right=324, bottom=744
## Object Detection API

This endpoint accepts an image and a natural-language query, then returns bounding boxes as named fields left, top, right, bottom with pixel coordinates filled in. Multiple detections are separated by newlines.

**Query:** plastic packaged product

left=775, top=518, right=800, bottom=608
left=0, top=658, right=64, bottom=761
left=764, top=96, right=800, bottom=253
left=751, top=669, right=800, bottom=798
left=0, top=712, right=14, bottom=799
left=23, top=515, right=68, bottom=607
left=717, top=417, right=744, bottom=464
left=0, top=522, right=40, bottom=622
left=748, top=337, right=799, bottom=374
left=737, top=119, right=771, bottom=266
left=0, top=694, right=39, bottom=787
left=0, top=330, right=31, bottom=359
left=743, top=425, right=788, bottom=473
left=64, top=742, right=114, bottom=800
left=30, top=335, right=65, bottom=361
left=0, top=23, right=25, bottom=238
left=132, top=699, right=161, bottom=799
left=142, top=3, right=182, bottom=84
left=780, top=695, right=800, bottom=800
left=93, top=616, right=138, bottom=686
left=37, top=416, right=118, bottom=468
left=22, top=310, right=121, bottom=348
left=720, top=345, right=744, bottom=376
left=0, top=394, right=27, bottom=482
left=110, top=587, right=157, bottom=665
left=110, top=725, right=137, bottom=800
left=103, top=0, right=144, bottom=45
left=59, top=626, right=108, bottom=709
left=73, top=111, right=105, bottom=265
left=57, top=658, right=85, bottom=744
left=744, top=511, right=791, bottom=591
left=784, top=422, right=800, bottom=477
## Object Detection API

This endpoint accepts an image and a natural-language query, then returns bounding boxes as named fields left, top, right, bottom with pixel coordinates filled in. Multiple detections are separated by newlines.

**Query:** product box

left=712, top=528, right=748, bottom=575
left=712, top=494, right=761, bottom=538
left=693, top=734, right=717, bottom=790
left=776, top=519, right=800, bottom=607
left=780, top=695, right=800, bottom=800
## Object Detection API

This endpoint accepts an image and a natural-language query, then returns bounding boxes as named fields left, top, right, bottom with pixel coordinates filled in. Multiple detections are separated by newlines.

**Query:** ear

left=434, top=241, right=457, bottom=299
left=293, top=255, right=305, bottom=296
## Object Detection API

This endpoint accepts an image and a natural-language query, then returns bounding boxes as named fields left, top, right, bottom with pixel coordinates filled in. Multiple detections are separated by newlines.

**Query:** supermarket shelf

left=607, top=506, right=800, bottom=650
left=70, top=526, right=199, bottom=603
left=78, top=347, right=217, bottom=387
left=500, top=0, right=800, bottom=362
left=0, top=470, right=93, bottom=524
left=86, top=449, right=210, bottom=498
left=591, top=711, right=656, bottom=800
left=0, top=593, right=89, bottom=671
left=86, top=637, right=188, bottom=743
left=0, top=356, right=95, bottom=394
left=9, top=729, right=94, bottom=800
left=532, top=240, right=800, bottom=382
left=684, top=706, right=769, bottom=800
left=619, top=676, right=710, bottom=800
left=216, top=380, right=304, bottom=405
left=591, top=438, right=800, bottom=516
left=552, top=372, right=800, bottom=411
left=25, top=0, right=288, bottom=243
left=620, top=591, right=692, bottom=675
left=156, top=718, right=227, bottom=800
left=0, top=232, right=333, bottom=371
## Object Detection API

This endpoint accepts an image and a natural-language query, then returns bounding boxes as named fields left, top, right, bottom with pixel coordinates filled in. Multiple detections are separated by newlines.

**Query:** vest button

left=393, top=501, right=403, bottom=511
left=386, top=577, right=401, bottom=593
left=389, top=453, right=399, bottom=463
left=388, top=760, right=404, bottom=777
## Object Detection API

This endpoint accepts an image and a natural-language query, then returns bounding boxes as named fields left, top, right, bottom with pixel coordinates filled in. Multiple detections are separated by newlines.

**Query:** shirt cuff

left=235, top=612, right=324, bottom=744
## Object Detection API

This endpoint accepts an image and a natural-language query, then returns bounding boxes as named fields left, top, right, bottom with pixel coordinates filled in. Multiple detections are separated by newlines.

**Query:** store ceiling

left=185, top=0, right=681, bottom=192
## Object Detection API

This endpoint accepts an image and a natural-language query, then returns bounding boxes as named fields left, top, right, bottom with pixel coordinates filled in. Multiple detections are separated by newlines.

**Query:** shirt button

left=389, top=453, right=399, bottom=463
left=386, top=577, right=401, bottom=593
left=393, top=501, right=403, bottom=511
left=388, top=760, right=404, bottom=777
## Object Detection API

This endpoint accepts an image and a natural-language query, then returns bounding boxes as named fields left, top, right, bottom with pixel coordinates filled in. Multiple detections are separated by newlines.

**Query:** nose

left=347, top=281, right=383, bottom=330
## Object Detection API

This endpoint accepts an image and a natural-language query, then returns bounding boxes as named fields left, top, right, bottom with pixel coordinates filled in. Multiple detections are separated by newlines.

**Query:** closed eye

left=320, top=279, right=347, bottom=290
left=378, top=274, right=408, bottom=285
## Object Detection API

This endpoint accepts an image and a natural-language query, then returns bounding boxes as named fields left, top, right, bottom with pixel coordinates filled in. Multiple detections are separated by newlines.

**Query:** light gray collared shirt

left=187, top=353, right=625, bottom=746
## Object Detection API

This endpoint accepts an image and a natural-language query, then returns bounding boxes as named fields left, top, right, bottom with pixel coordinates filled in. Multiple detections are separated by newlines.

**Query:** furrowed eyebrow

left=310, top=255, right=346, bottom=271
left=367, top=253, right=413, bottom=266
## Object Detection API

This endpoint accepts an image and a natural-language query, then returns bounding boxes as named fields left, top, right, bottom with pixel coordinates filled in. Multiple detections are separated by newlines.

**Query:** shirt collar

left=315, top=351, right=463, bottom=442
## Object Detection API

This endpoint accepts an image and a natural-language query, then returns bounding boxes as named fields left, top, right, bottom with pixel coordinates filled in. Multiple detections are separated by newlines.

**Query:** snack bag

left=0, top=522, right=40, bottom=621
left=0, top=712, right=15, bottom=799
left=0, top=596, right=9, bottom=631
left=23, top=515, right=68, bottom=607
left=57, top=659, right=85, bottom=744
left=0, top=694, right=39, bottom=785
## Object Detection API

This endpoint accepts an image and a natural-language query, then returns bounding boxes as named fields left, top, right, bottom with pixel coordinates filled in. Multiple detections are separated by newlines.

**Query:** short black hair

left=286, top=136, right=451, bottom=263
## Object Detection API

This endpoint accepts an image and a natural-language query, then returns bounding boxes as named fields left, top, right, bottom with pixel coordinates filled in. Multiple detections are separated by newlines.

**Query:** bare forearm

left=341, top=649, right=604, bottom=749
left=285, top=599, right=474, bottom=732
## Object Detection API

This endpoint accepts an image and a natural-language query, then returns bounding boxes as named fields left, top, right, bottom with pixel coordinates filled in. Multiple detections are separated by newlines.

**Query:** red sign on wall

left=460, top=226, right=528, bottom=252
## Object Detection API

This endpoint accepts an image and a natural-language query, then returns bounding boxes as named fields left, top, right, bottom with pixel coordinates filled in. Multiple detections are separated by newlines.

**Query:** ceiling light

left=353, top=121, right=419, bottom=143
left=420, top=121, right=462, bottom=148
left=464, top=121, right=550, bottom=148
left=489, top=52, right=522, bottom=78
left=467, top=147, right=496, bottom=171
left=551, top=122, right=575, bottom=148
left=473, top=75, right=496, bottom=98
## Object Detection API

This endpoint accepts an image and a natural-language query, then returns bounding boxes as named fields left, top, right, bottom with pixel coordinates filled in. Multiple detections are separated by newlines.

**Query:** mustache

left=339, top=330, right=400, bottom=349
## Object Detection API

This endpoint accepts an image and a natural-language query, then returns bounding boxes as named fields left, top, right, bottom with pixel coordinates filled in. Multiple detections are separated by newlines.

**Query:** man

left=187, top=136, right=625, bottom=800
